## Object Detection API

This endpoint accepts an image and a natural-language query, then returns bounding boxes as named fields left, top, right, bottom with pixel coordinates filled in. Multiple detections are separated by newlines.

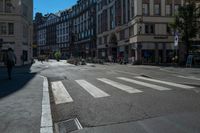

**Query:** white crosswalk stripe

left=76, top=80, right=110, bottom=98
left=117, top=77, right=171, bottom=91
left=97, top=78, right=142, bottom=93
left=177, top=75, right=200, bottom=81
left=136, top=76, right=194, bottom=89
left=51, top=81, right=73, bottom=104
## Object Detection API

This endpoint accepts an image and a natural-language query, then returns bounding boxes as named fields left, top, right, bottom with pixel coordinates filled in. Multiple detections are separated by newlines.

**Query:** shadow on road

left=0, top=65, right=36, bottom=99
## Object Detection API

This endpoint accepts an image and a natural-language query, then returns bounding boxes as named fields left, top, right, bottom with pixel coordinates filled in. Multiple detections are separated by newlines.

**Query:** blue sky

left=33, top=0, right=77, bottom=17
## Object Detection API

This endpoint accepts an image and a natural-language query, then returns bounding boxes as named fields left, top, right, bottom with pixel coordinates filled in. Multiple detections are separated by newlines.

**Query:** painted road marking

left=117, top=77, right=171, bottom=91
left=177, top=75, right=200, bottom=81
left=97, top=78, right=142, bottom=93
left=76, top=80, right=110, bottom=98
left=51, top=81, right=73, bottom=104
left=40, top=76, right=53, bottom=133
left=136, top=77, right=194, bottom=89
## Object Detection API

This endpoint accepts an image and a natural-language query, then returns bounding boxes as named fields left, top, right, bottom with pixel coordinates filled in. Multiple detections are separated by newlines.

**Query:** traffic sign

left=174, top=32, right=179, bottom=47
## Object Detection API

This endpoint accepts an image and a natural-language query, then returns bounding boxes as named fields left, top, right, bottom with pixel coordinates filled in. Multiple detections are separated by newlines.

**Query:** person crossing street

left=3, top=48, right=16, bottom=80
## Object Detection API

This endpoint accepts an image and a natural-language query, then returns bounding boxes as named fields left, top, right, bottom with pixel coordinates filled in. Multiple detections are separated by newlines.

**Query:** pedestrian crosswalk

left=135, top=76, right=194, bottom=90
left=51, top=81, right=73, bottom=104
left=97, top=78, right=142, bottom=93
left=76, top=80, right=110, bottom=98
left=117, top=77, right=171, bottom=91
left=51, top=77, right=196, bottom=104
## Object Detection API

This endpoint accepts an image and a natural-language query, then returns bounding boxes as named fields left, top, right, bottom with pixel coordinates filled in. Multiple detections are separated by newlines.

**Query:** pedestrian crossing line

left=135, top=77, right=195, bottom=89
left=75, top=80, right=110, bottom=98
left=97, top=78, right=143, bottom=93
left=51, top=81, right=73, bottom=104
left=176, top=75, right=200, bottom=81
left=117, top=77, right=171, bottom=91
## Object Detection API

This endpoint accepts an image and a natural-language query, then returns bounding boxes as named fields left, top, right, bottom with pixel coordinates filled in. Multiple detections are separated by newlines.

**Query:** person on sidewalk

left=3, top=48, right=16, bottom=80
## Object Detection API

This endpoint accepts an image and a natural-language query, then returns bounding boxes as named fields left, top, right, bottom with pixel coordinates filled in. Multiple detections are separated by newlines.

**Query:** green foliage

left=170, top=1, right=200, bottom=64
left=54, top=51, right=61, bottom=61
left=171, top=1, right=200, bottom=51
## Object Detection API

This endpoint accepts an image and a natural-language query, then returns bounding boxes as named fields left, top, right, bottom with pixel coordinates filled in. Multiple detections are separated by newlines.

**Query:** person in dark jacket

left=3, top=48, right=16, bottom=80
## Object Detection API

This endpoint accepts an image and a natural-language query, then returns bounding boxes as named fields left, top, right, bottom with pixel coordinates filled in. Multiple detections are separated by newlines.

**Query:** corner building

left=0, top=0, right=33, bottom=66
left=96, top=0, right=195, bottom=64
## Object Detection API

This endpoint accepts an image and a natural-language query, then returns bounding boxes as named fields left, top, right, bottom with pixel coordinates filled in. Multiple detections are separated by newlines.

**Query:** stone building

left=96, top=0, right=200, bottom=64
left=0, top=0, right=33, bottom=66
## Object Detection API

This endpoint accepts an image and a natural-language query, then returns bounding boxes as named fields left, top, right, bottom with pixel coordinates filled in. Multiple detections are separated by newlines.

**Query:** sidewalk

left=72, top=112, right=200, bottom=133
left=0, top=65, right=49, bottom=133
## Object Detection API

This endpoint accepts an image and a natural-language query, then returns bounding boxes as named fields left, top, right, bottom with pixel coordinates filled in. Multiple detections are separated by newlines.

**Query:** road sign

left=174, top=32, right=179, bottom=47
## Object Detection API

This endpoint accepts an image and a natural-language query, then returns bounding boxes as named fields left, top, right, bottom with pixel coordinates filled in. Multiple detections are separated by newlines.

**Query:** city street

left=39, top=60, right=200, bottom=133
left=1, top=60, right=200, bottom=133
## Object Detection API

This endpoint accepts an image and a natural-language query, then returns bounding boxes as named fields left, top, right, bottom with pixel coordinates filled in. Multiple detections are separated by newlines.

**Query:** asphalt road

left=39, top=60, right=200, bottom=133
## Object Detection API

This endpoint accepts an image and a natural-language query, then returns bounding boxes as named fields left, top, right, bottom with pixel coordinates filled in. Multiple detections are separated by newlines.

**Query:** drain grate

left=55, top=118, right=83, bottom=133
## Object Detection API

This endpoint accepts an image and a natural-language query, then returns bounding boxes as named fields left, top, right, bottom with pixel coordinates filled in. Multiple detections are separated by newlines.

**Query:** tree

left=171, top=0, right=200, bottom=64
left=54, top=51, right=61, bottom=61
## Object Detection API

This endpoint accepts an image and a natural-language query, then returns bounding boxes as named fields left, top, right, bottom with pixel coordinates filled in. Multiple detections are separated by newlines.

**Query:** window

left=98, top=37, right=102, bottom=45
left=110, top=5, right=115, bottom=29
left=145, top=24, right=154, bottom=34
left=143, top=4, right=149, bottom=16
left=166, top=5, right=172, bottom=16
left=23, top=24, right=28, bottom=39
left=131, top=0, right=135, bottom=18
left=5, top=0, right=12, bottom=13
left=22, top=50, right=28, bottom=61
left=22, top=3, right=28, bottom=17
left=104, top=35, right=107, bottom=44
left=167, top=24, right=172, bottom=35
left=0, top=22, right=7, bottom=35
left=174, top=5, right=180, bottom=15
left=129, top=25, right=134, bottom=37
left=0, top=0, right=3, bottom=12
left=8, top=23, right=14, bottom=35
left=154, top=4, right=160, bottom=15
left=120, top=30, right=125, bottom=40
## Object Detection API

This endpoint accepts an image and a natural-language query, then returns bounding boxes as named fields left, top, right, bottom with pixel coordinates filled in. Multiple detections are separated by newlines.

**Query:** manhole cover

left=55, top=118, right=83, bottom=133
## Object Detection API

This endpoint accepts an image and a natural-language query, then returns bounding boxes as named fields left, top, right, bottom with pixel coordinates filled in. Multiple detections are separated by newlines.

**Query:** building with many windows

left=37, top=9, right=73, bottom=59
left=96, top=0, right=200, bottom=64
left=36, top=0, right=97, bottom=59
left=0, top=0, right=33, bottom=66
left=71, top=0, right=97, bottom=58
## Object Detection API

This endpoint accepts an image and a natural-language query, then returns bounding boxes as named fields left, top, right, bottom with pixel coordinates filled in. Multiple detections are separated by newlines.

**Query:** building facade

left=71, top=0, right=97, bottom=58
left=37, top=13, right=58, bottom=58
left=36, top=0, right=97, bottom=59
left=96, top=0, right=200, bottom=64
left=0, top=0, right=33, bottom=66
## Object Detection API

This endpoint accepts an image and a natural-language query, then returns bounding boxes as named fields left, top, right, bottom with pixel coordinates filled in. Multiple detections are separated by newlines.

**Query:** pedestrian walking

left=3, top=48, right=16, bottom=80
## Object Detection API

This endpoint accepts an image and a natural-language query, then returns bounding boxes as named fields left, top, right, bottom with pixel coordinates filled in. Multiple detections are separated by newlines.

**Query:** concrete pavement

left=1, top=60, right=200, bottom=133
left=38, top=60, right=200, bottom=133
left=0, top=62, right=52, bottom=133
